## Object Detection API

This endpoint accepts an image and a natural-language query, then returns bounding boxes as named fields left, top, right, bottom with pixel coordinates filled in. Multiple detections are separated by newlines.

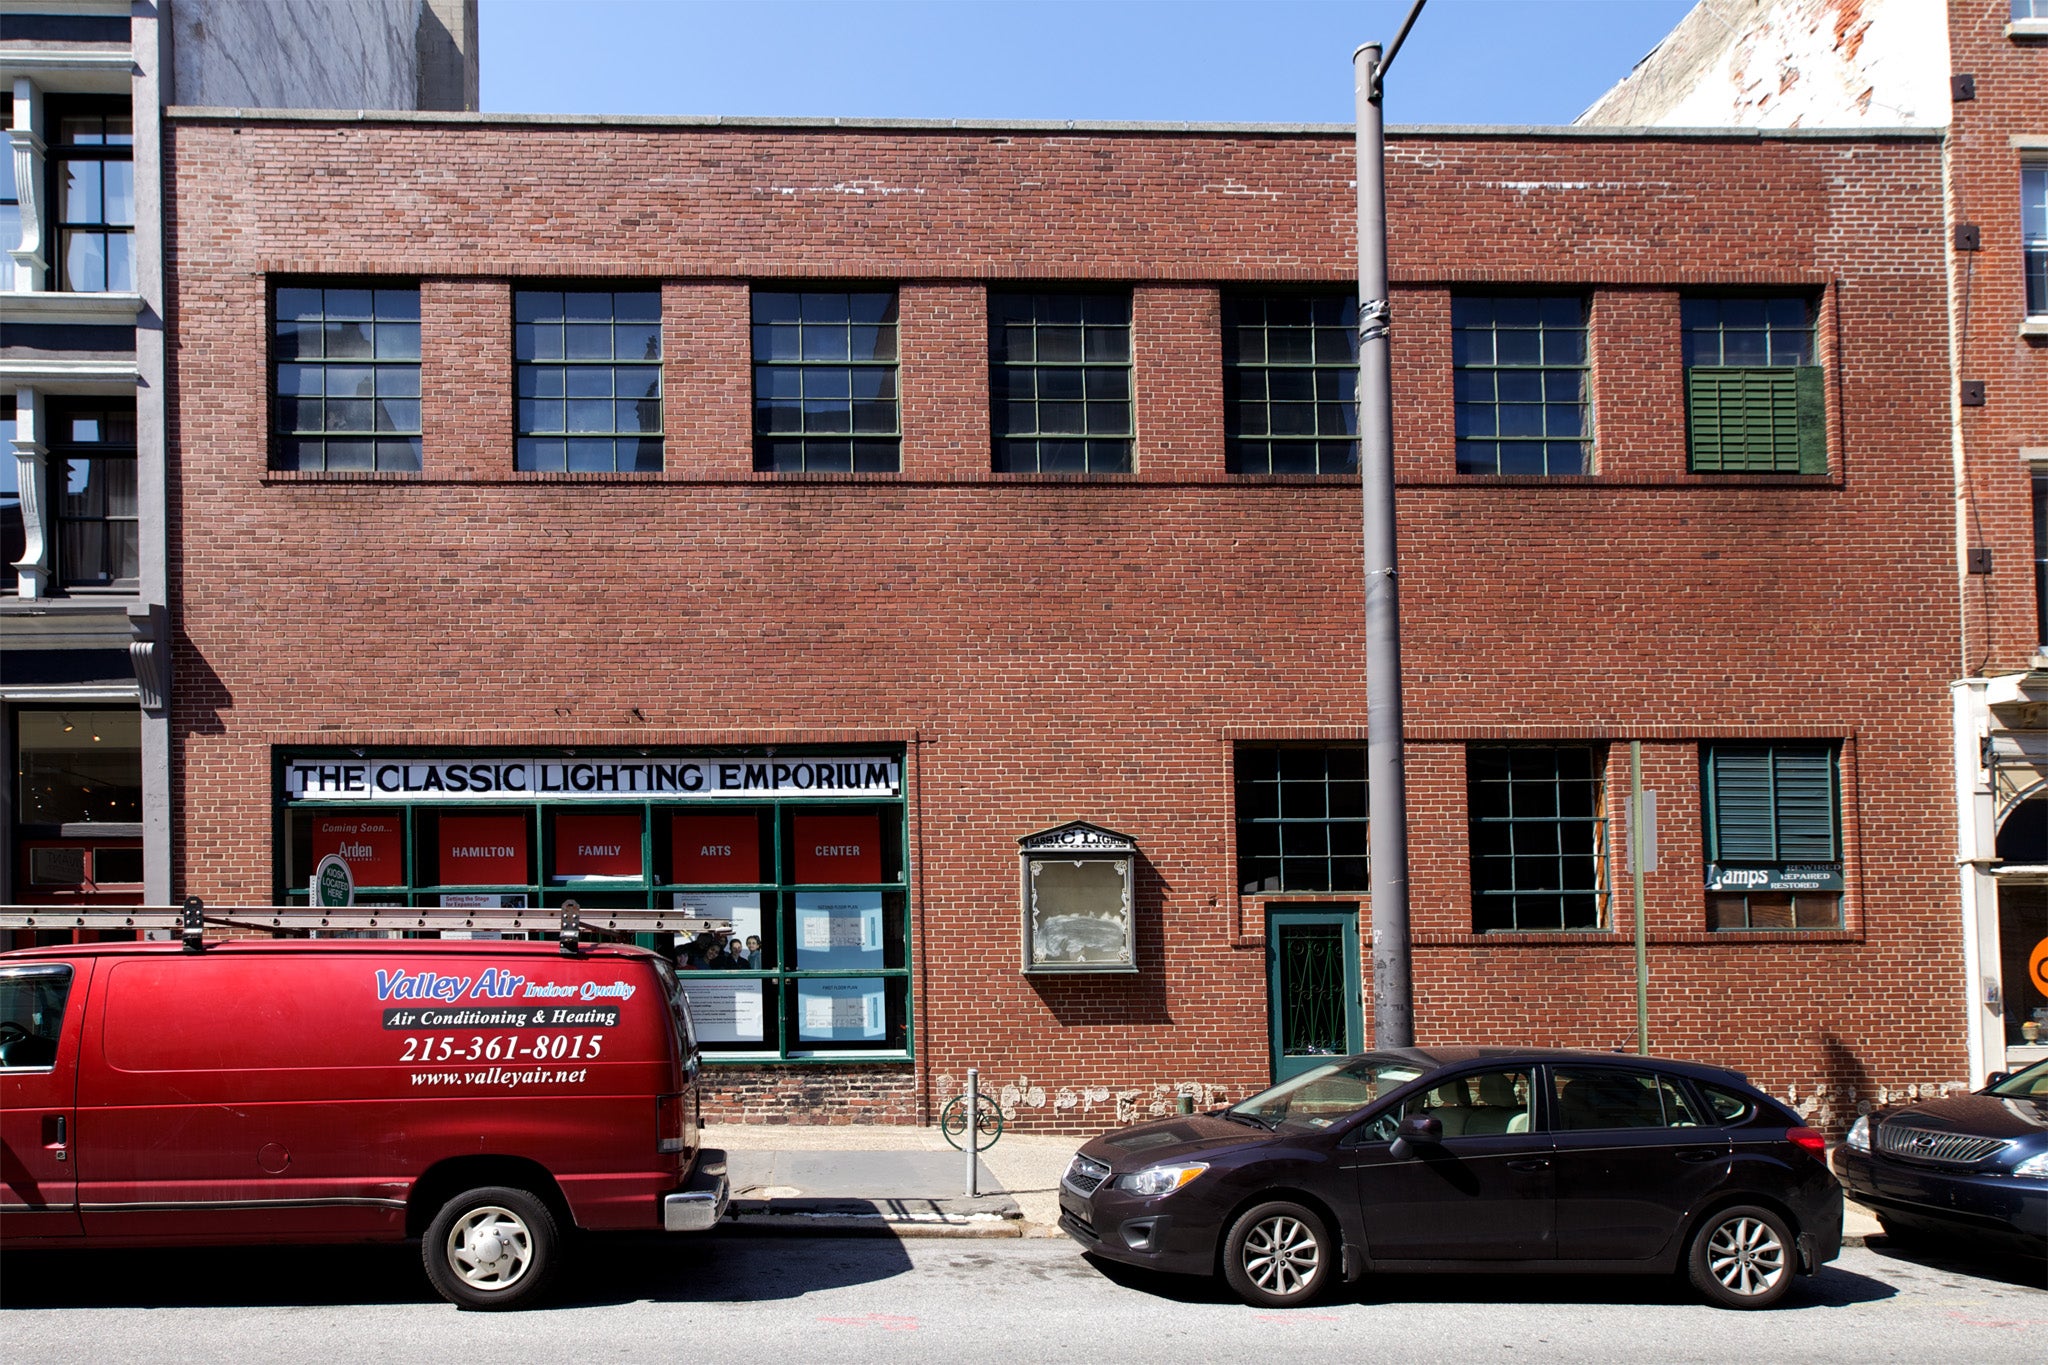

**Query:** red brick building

left=164, top=111, right=1957, bottom=1130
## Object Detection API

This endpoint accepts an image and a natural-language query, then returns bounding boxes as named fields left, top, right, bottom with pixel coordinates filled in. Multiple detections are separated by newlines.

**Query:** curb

left=728, top=1213, right=1023, bottom=1238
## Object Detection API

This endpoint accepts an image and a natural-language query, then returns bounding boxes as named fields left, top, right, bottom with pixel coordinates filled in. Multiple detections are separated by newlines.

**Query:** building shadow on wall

left=1820, top=1032, right=1876, bottom=1126
left=173, top=631, right=233, bottom=736
left=1027, top=854, right=1175, bottom=1028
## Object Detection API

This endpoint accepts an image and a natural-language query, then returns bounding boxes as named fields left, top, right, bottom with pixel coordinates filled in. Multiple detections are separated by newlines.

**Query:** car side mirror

left=1984, top=1071, right=2010, bottom=1088
left=1388, top=1113, right=1442, bottom=1160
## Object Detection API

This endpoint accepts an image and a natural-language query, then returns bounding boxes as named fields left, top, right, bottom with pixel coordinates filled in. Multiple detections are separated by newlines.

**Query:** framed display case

left=1019, top=821, right=1137, bottom=974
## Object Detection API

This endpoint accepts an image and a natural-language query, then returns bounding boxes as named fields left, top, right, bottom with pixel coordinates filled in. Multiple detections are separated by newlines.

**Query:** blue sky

left=479, top=0, right=1696, bottom=126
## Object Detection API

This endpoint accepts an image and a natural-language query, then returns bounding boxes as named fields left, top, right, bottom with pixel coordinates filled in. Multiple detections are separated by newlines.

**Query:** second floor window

left=273, top=285, right=422, bottom=472
left=752, top=290, right=899, bottom=473
left=1702, top=743, right=1841, bottom=931
left=990, top=291, right=1132, bottom=474
left=1235, top=744, right=1368, bottom=894
left=2025, top=164, right=2046, bottom=319
left=1452, top=296, right=1589, bottom=476
left=1223, top=293, right=1359, bottom=475
left=52, top=400, right=137, bottom=587
left=49, top=97, right=134, bottom=293
left=515, top=289, right=663, bottom=473
left=1682, top=296, right=1823, bottom=474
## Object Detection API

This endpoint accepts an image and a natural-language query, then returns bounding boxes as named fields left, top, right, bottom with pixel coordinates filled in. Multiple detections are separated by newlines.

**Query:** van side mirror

left=1387, top=1112, right=1443, bottom=1160
left=1984, top=1071, right=2010, bottom=1088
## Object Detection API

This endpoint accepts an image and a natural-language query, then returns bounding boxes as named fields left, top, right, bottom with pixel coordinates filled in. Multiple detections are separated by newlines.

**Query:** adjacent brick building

left=160, top=106, right=1958, bottom=1130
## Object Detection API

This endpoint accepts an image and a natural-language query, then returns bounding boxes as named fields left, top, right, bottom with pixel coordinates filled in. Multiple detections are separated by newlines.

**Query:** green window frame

left=751, top=289, right=900, bottom=473
left=276, top=750, right=912, bottom=1062
left=990, top=290, right=1132, bottom=473
left=1235, top=744, right=1368, bottom=894
left=1452, top=295, right=1590, bottom=476
left=1468, top=744, right=1608, bottom=932
left=272, top=283, right=423, bottom=472
left=1682, top=296, right=1824, bottom=473
left=1702, top=743, right=1842, bottom=931
left=515, top=288, right=664, bottom=473
left=1222, top=293, right=1359, bottom=475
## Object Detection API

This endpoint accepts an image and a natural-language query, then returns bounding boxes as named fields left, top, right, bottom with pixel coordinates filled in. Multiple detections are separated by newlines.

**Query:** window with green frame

left=989, top=290, right=1132, bottom=473
left=1234, top=744, right=1368, bottom=894
left=1467, top=744, right=1608, bottom=931
left=1702, top=743, right=1841, bottom=930
left=1682, top=296, right=1824, bottom=474
left=1452, top=295, right=1590, bottom=476
left=279, top=770, right=910, bottom=1061
left=1222, top=293, right=1359, bottom=475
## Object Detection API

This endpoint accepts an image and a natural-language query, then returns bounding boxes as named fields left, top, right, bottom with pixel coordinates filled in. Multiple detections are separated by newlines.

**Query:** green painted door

left=1267, top=906, right=1363, bottom=1082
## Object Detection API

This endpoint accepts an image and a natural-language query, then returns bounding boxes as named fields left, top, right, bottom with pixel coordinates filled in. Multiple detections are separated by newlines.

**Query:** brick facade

left=166, top=115, right=1957, bottom=1131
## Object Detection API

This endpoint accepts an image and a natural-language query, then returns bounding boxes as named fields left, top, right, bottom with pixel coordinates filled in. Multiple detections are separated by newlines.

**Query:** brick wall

left=166, top=116, right=1958, bottom=1130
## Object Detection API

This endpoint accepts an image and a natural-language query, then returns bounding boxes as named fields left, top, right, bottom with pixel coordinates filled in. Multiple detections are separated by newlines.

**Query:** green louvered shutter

left=1708, top=747, right=1778, bottom=861
left=1687, top=367, right=1821, bottom=474
left=1772, top=746, right=1838, bottom=861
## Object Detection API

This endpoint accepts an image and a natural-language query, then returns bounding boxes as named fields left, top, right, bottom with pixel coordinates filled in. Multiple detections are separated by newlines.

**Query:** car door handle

left=1507, top=1158, right=1550, bottom=1172
left=1677, top=1149, right=1722, bottom=1163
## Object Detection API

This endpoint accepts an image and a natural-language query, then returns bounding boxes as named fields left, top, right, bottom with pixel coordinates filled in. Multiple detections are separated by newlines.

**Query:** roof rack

left=0, top=899, right=734, bottom=957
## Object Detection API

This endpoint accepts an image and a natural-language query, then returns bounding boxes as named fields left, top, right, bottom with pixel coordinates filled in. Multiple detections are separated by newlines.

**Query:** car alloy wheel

left=1687, top=1204, right=1794, bottom=1310
left=1223, top=1200, right=1332, bottom=1308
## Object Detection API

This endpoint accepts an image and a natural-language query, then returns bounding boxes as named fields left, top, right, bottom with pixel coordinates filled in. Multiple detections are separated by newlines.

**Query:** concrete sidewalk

left=703, top=1122, right=1886, bottom=1246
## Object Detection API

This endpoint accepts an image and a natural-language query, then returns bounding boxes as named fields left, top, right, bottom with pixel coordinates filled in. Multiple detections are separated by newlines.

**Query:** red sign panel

left=554, top=812, right=643, bottom=880
left=312, top=812, right=405, bottom=887
left=438, top=814, right=529, bottom=885
left=793, top=812, right=881, bottom=884
left=672, top=813, right=761, bottom=884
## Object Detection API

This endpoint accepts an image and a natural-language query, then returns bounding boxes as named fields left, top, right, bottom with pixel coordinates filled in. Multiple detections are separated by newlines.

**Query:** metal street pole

left=1355, top=1, right=1425, bottom=1050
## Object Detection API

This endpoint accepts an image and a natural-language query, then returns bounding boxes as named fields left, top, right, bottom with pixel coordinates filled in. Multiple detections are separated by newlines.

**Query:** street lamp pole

left=1355, top=2, right=1425, bottom=1049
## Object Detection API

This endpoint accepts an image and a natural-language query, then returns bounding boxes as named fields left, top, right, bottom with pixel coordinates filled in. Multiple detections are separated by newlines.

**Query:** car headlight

left=1113, top=1162, right=1209, bottom=1196
left=2013, top=1152, right=2048, bottom=1179
left=1846, top=1115, right=1871, bottom=1153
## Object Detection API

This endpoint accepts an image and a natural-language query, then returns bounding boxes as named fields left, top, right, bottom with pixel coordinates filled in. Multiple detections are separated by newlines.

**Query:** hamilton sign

left=286, top=754, right=901, bottom=803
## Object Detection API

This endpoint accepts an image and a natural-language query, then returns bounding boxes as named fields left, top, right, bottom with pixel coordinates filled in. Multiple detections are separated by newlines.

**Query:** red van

left=0, top=937, right=726, bottom=1308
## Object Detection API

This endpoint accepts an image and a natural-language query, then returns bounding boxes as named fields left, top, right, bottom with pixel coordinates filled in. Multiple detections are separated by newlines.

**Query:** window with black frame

left=0, top=396, right=19, bottom=592
left=1452, top=295, right=1589, bottom=475
left=2025, top=163, right=2046, bottom=319
left=48, top=96, right=133, bottom=293
left=51, top=400, right=137, bottom=587
left=273, top=284, right=422, bottom=472
left=515, top=288, right=663, bottom=472
left=1235, top=744, right=1368, bottom=894
left=1682, top=296, right=1823, bottom=474
left=990, top=291, right=1132, bottom=473
left=752, top=290, right=899, bottom=472
left=1701, top=743, right=1841, bottom=930
left=1223, top=293, right=1359, bottom=475
left=1467, top=744, right=1607, bottom=931
left=1, top=94, right=17, bottom=292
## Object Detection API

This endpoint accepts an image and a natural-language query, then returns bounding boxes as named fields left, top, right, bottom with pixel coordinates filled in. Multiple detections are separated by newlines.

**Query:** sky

left=479, top=0, right=1698, bottom=127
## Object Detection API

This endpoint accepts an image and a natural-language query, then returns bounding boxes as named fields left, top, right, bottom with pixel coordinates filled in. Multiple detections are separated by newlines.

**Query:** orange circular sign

left=2031, top=936, right=2048, bottom=997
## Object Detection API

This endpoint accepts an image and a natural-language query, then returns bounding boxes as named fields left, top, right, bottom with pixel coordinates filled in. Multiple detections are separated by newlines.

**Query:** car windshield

left=1985, top=1059, right=2048, bottom=1099
left=1229, top=1055, right=1427, bottom=1129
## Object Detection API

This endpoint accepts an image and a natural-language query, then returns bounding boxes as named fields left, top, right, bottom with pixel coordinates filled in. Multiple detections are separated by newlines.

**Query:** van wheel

left=422, top=1185, right=557, bottom=1310
left=1222, top=1200, right=1333, bottom=1308
left=1686, top=1204, right=1794, bottom=1309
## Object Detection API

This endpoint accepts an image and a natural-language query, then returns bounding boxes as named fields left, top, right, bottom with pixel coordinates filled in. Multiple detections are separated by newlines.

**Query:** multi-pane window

left=49, top=97, right=134, bottom=293
left=1, top=94, right=17, bottom=291
left=1235, top=745, right=1368, bottom=894
left=1468, top=744, right=1607, bottom=931
left=1452, top=296, right=1589, bottom=475
left=752, top=290, right=898, bottom=473
left=1223, top=294, right=1358, bottom=475
left=1702, top=743, right=1841, bottom=931
left=1, top=397, right=18, bottom=593
left=2036, top=473, right=2048, bottom=648
left=990, top=291, right=1132, bottom=473
left=51, top=401, right=137, bottom=587
left=1682, top=296, right=1824, bottom=473
left=515, top=289, right=662, bottom=473
left=273, top=285, right=422, bottom=472
left=2025, top=164, right=2047, bottom=318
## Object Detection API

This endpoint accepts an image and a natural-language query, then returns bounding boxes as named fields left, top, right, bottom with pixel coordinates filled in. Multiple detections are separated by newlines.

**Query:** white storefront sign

left=284, top=754, right=900, bottom=803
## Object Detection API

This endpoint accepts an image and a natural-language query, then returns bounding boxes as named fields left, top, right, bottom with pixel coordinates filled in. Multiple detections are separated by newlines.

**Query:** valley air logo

left=314, top=853, right=355, bottom=907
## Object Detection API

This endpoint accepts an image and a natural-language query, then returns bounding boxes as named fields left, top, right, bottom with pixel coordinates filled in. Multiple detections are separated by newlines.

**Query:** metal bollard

left=964, top=1068, right=979, bottom=1197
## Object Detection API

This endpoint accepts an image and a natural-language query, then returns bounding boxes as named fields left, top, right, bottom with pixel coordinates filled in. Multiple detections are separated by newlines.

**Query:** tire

left=1686, top=1204, right=1796, bottom=1310
left=1222, top=1200, right=1334, bottom=1308
left=939, top=1096, right=1004, bottom=1151
left=422, top=1185, right=558, bottom=1310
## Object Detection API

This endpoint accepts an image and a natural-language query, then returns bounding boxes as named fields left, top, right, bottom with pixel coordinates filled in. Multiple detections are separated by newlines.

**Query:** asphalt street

left=3, top=1232, right=2042, bottom=1363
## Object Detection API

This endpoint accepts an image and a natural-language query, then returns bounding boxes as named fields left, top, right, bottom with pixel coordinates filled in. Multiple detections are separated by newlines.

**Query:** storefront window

left=278, top=749, right=910, bottom=1059
left=15, top=708, right=142, bottom=825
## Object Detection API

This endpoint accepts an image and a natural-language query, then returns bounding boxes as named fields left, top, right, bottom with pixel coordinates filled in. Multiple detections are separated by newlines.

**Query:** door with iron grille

left=1266, top=906, right=1362, bottom=1082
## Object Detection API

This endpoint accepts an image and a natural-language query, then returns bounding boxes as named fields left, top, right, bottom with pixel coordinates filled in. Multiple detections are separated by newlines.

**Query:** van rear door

left=0, top=960, right=92, bottom=1239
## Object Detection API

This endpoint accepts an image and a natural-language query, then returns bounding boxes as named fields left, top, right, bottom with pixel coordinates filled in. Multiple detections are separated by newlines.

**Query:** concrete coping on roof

left=162, top=107, right=1944, bottom=142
